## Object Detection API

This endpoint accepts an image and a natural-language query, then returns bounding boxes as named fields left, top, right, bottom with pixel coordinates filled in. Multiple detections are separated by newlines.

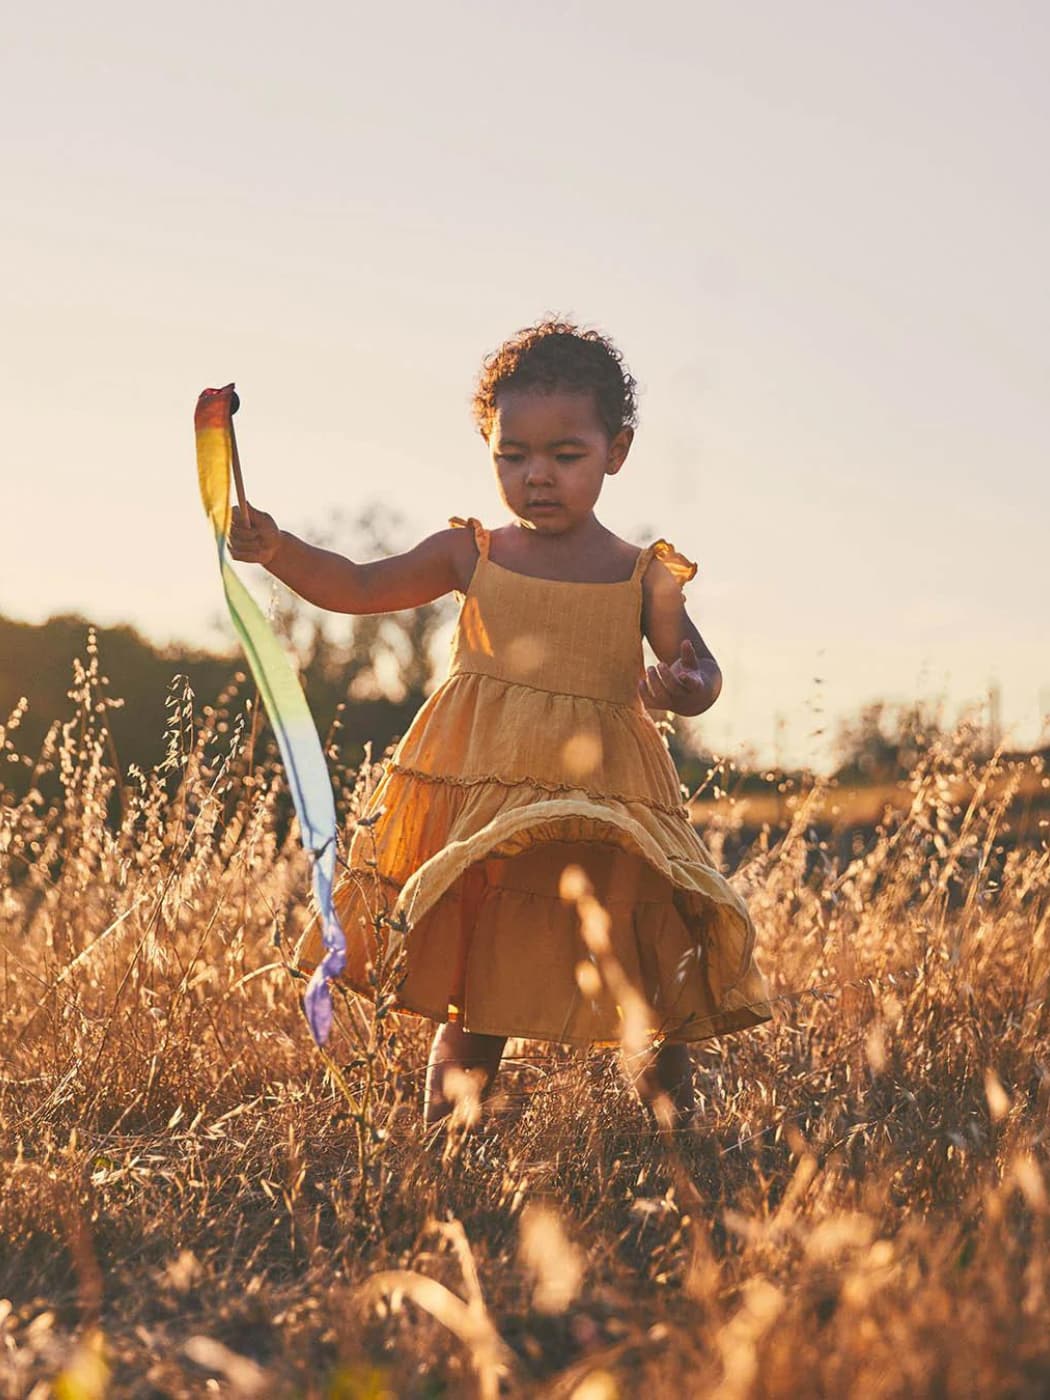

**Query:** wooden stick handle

left=229, top=415, right=253, bottom=528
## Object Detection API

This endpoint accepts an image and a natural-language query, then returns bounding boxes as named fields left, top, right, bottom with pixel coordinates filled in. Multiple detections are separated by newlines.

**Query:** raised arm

left=639, top=560, right=723, bottom=717
left=228, top=505, right=476, bottom=614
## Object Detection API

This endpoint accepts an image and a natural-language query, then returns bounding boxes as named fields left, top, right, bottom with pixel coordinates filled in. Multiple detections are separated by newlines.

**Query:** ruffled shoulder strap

left=448, top=515, right=490, bottom=559
left=633, top=538, right=698, bottom=587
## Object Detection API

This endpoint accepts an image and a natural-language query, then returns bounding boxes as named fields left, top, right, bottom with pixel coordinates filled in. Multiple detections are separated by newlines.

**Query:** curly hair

left=471, top=318, right=638, bottom=441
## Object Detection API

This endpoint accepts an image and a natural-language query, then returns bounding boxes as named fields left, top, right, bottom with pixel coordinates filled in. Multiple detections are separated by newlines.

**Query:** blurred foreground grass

left=1, top=643, right=1048, bottom=1397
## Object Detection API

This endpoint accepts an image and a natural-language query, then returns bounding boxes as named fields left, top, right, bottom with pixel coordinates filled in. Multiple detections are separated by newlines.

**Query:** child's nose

left=525, top=457, right=554, bottom=484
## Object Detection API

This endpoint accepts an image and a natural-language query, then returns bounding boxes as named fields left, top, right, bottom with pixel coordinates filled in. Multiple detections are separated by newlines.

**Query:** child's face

left=489, top=387, right=633, bottom=534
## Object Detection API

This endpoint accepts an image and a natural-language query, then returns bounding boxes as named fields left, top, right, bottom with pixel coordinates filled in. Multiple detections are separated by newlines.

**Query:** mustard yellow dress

left=315, top=518, right=773, bottom=1046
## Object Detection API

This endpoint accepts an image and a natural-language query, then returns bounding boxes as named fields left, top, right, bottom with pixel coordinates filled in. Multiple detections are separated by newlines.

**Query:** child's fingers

left=227, top=523, right=263, bottom=558
left=639, top=670, right=660, bottom=705
left=233, top=504, right=271, bottom=532
left=673, top=664, right=702, bottom=692
left=641, top=665, right=675, bottom=707
left=659, top=661, right=699, bottom=697
left=658, top=661, right=706, bottom=702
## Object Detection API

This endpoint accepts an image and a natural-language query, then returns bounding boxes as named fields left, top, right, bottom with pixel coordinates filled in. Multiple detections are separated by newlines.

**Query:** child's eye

left=497, top=452, right=524, bottom=463
left=556, top=454, right=584, bottom=464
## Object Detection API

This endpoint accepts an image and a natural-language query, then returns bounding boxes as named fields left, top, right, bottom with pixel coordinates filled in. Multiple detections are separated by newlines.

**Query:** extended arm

left=639, top=560, right=722, bottom=717
left=228, top=505, right=474, bottom=614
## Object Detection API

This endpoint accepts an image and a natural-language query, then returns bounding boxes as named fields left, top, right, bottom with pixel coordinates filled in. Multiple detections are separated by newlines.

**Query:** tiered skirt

left=306, top=672, right=773, bottom=1045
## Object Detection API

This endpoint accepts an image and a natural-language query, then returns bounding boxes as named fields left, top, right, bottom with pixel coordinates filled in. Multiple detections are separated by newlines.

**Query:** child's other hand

left=228, top=504, right=282, bottom=565
left=639, top=639, right=707, bottom=711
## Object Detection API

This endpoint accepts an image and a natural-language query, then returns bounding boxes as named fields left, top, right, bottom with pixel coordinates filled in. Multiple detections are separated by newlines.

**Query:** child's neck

left=490, top=516, right=638, bottom=585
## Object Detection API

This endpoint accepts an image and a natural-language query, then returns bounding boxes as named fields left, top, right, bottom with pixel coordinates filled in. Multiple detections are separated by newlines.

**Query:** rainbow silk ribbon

left=194, top=384, right=346, bottom=1044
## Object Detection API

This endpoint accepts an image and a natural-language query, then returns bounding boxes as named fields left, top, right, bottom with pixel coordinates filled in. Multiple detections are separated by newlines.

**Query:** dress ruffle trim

left=449, top=516, right=488, bottom=554
left=392, top=671, right=687, bottom=803
left=647, top=539, right=698, bottom=586
left=394, top=798, right=751, bottom=937
left=387, top=761, right=689, bottom=819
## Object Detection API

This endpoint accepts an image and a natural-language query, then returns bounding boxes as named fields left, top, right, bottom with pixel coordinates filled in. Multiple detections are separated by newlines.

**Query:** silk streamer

left=194, top=384, right=346, bottom=1044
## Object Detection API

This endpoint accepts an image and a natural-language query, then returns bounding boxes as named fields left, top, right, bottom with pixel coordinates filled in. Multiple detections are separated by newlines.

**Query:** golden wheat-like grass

left=1, top=643, right=1048, bottom=1396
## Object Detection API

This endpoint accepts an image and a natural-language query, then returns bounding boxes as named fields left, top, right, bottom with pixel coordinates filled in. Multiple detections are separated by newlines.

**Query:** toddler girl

left=229, top=320, right=772, bottom=1126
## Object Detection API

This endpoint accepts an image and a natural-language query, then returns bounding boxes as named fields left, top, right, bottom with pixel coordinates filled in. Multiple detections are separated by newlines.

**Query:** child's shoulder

left=441, top=518, right=488, bottom=591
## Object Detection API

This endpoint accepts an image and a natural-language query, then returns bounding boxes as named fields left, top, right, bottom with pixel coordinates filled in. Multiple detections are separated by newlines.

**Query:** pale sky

left=4, top=1, right=1048, bottom=767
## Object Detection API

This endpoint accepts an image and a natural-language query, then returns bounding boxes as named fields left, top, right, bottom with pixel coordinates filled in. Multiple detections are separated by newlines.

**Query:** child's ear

left=606, top=426, right=634, bottom=476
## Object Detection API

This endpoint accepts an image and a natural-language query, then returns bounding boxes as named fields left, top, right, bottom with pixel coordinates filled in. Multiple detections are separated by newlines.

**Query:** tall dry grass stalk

left=1, top=645, right=1048, bottom=1395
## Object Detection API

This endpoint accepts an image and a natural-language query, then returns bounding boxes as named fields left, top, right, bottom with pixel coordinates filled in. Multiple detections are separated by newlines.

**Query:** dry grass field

left=2, top=645, right=1048, bottom=1397
left=690, top=766, right=1049, bottom=843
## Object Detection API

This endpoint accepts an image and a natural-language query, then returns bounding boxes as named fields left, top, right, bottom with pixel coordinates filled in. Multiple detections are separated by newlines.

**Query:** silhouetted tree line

left=2, top=509, right=1036, bottom=809
left=0, top=508, right=453, bottom=802
left=0, top=605, right=442, bottom=793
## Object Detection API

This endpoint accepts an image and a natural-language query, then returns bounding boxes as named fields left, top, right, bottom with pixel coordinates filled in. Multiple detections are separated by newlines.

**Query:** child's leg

left=656, top=1042, right=695, bottom=1117
left=646, top=1042, right=696, bottom=1124
left=424, top=1022, right=507, bottom=1127
left=425, top=863, right=504, bottom=1127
